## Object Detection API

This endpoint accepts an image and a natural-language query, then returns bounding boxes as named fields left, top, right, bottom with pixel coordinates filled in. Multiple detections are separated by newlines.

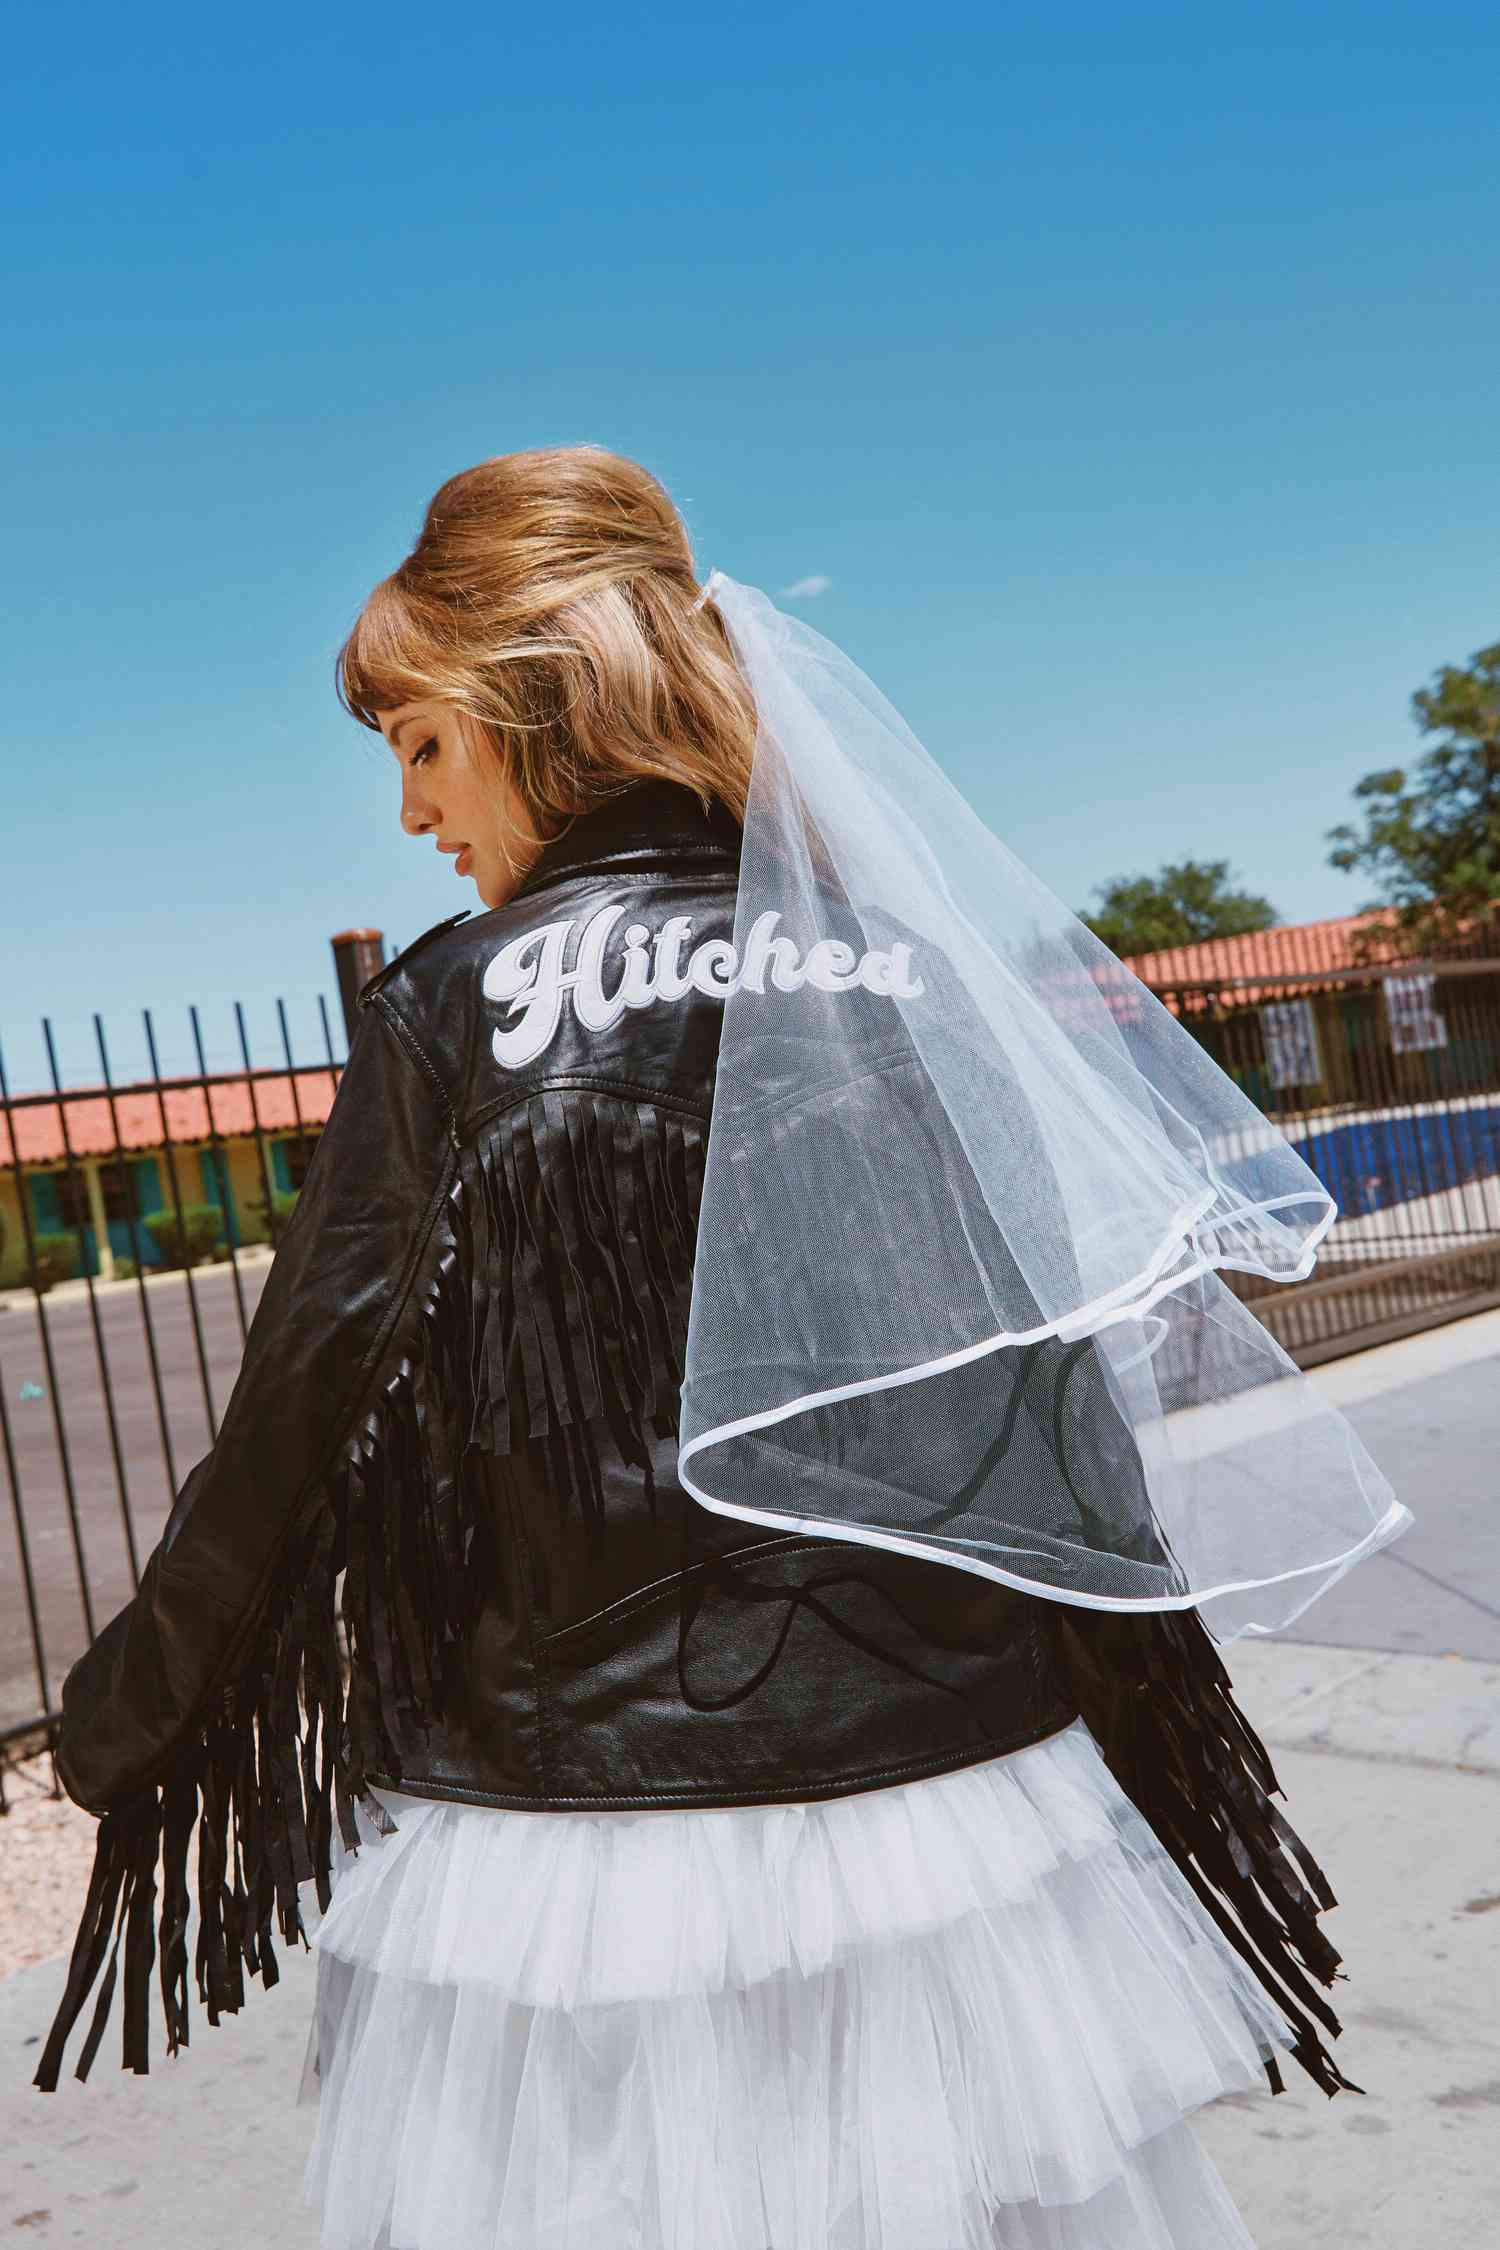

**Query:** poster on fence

left=1259, top=998, right=1322, bottom=1090
left=1383, top=971, right=1449, bottom=1054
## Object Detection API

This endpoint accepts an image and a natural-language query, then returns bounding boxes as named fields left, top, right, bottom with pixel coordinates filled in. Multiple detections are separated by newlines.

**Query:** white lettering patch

left=482, top=904, right=924, bottom=1070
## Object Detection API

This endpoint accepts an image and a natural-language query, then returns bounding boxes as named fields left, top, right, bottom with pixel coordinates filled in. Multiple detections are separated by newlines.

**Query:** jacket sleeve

left=34, top=992, right=455, bottom=2089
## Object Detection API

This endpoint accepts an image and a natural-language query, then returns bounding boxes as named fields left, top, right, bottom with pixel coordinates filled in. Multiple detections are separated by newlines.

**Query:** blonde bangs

left=336, top=576, right=460, bottom=735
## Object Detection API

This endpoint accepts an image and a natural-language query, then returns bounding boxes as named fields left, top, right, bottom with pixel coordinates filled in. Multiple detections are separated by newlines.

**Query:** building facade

left=0, top=1065, right=339, bottom=1290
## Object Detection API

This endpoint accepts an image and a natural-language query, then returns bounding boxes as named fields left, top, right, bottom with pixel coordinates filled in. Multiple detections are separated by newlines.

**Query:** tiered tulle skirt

left=296, top=1715, right=1298, bottom=2250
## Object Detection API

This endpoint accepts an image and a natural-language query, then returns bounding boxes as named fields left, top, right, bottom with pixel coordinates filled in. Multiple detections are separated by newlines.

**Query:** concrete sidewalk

left=1191, top=1640, right=1499, bottom=2244
left=4, top=1315, right=1498, bottom=2246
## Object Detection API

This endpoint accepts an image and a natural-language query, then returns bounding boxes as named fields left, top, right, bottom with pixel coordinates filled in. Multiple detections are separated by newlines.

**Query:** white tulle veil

left=676, top=570, right=1411, bottom=1644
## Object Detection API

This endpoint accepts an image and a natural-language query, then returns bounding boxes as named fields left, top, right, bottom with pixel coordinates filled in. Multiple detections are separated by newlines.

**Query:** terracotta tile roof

left=0, top=1067, right=341, bottom=1171
left=1122, top=908, right=1404, bottom=995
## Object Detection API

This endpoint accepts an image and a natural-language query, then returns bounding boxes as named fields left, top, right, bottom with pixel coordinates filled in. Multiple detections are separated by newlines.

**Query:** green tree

left=1077, top=858, right=1279, bottom=958
left=1326, top=640, right=1500, bottom=958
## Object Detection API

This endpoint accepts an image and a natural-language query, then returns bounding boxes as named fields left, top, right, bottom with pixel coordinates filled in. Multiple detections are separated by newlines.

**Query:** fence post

left=332, top=927, right=387, bottom=1048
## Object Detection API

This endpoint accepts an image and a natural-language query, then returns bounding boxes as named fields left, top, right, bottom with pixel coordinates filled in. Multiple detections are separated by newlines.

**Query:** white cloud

left=779, top=574, right=832, bottom=600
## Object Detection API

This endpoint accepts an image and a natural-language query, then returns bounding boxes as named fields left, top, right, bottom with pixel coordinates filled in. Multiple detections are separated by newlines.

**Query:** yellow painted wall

left=0, top=1171, right=25, bottom=1288
left=0, top=1130, right=314, bottom=1287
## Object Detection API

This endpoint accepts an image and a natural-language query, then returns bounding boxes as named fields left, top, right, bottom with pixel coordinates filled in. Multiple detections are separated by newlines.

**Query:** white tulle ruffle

left=296, top=1715, right=1295, bottom=2250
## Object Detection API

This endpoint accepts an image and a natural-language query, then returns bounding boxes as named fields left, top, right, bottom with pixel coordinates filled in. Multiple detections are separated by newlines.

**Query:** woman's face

left=376, top=700, right=545, bottom=911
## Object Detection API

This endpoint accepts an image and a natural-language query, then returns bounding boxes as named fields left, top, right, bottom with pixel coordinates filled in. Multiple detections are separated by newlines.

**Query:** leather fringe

left=35, top=1091, right=705, bottom=2089
left=1049, top=1600, right=1363, bottom=2101
left=456, top=1092, right=706, bottom=1532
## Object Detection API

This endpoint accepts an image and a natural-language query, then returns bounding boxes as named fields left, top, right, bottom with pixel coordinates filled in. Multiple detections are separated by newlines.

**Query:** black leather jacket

left=34, top=779, right=1358, bottom=2102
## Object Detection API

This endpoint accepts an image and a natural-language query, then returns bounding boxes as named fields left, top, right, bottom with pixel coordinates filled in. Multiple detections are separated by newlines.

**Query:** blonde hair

left=335, top=445, right=756, bottom=838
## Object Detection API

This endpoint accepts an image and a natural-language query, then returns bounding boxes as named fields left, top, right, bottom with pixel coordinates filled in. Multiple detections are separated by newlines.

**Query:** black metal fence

left=1141, top=941, right=1500, bottom=1364
left=0, top=960, right=382, bottom=1797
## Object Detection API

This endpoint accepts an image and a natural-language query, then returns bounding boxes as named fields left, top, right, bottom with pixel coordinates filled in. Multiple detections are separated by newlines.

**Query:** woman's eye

left=410, top=737, right=438, bottom=768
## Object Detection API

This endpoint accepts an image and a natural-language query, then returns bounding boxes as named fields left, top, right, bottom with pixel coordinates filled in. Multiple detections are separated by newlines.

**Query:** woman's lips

left=456, top=846, right=473, bottom=875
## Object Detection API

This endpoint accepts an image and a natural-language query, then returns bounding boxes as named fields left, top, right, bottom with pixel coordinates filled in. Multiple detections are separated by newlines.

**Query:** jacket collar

left=509, top=779, right=742, bottom=905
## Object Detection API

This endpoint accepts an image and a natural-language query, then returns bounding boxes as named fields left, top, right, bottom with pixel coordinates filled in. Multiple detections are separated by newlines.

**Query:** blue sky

left=4, top=2, right=1497, bottom=1094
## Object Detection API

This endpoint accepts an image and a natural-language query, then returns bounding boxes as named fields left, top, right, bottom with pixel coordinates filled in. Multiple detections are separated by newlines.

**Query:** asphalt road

left=0, top=1259, right=272, bottom=1736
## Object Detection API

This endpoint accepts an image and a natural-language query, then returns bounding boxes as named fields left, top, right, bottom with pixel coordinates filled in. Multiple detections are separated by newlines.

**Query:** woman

left=36, top=445, right=1407, bottom=2250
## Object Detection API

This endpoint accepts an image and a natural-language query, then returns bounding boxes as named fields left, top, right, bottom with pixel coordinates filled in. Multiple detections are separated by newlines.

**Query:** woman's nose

left=400, top=782, right=434, bottom=838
